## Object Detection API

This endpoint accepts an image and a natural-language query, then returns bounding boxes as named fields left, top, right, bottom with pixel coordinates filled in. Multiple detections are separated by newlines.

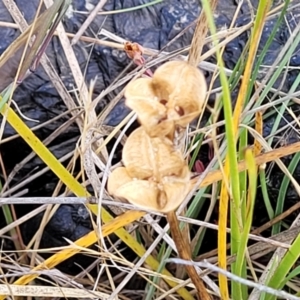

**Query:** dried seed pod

left=107, top=165, right=191, bottom=213
left=152, top=60, right=207, bottom=127
left=109, top=179, right=159, bottom=210
left=125, top=78, right=173, bottom=137
left=122, top=127, right=186, bottom=179
left=107, top=127, right=192, bottom=213
left=107, top=167, right=132, bottom=196
left=108, top=60, right=204, bottom=213
left=124, top=60, right=207, bottom=139
left=161, top=165, right=191, bottom=209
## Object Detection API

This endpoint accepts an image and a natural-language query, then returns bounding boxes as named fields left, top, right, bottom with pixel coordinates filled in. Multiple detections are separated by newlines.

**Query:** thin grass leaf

left=243, top=17, right=300, bottom=128
left=254, top=111, right=263, bottom=157
left=246, top=0, right=290, bottom=103
left=233, top=0, right=271, bottom=131
left=200, top=0, right=233, bottom=297
left=229, top=1, right=271, bottom=297
left=263, top=234, right=300, bottom=300
left=190, top=187, right=212, bottom=257
left=235, top=148, right=258, bottom=296
left=259, top=169, right=274, bottom=219
left=259, top=256, right=280, bottom=300
left=272, top=152, right=300, bottom=235
left=1, top=204, right=24, bottom=254
left=188, top=133, right=205, bottom=170
left=30, top=0, right=72, bottom=71
left=239, top=130, right=247, bottom=221
left=269, top=69, right=300, bottom=234
left=237, top=129, right=248, bottom=299
left=145, top=244, right=172, bottom=300
left=284, top=266, right=300, bottom=287
left=96, top=0, right=164, bottom=15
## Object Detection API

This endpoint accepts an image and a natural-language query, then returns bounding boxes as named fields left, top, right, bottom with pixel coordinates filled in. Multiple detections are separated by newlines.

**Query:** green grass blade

left=264, top=233, right=300, bottom=300
left=272, top=152, right=300, bottom=234
left=259, top=256, right=279, bottom=300
left=235, top=149, right=258, bottom=298
left=237, top=129, right=248, bottom=299
left=247, top=0, right=290, bottom=101
left=259, top=169, right=274, bottom=220
left=243, top=22, right=300, bottom=128
left=188, top=133, right=205, bottom=170
left=284, top=265, right=300, bottom=287
left=200, top=0, right=235, bottom=297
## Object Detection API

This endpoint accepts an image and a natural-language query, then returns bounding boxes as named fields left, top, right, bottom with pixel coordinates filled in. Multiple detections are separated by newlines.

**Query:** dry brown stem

left=188, top=0, right=218, bottom=66
left=167, top=211, right=211, bottom=300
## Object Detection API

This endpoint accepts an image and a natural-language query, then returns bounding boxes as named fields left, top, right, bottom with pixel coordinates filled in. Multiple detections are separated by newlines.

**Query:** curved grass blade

left=259, top=169, right=274, bottom=220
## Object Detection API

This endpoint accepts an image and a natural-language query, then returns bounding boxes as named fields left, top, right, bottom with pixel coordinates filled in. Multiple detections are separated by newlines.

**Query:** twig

left=167, top=259, right=300, bottom=300
left=191, top=139, right=300, bottom=188
left=188, top=0, right=218, bottom=66
left=0, top=196, right=295, bottom=251
left=71, top=0, right=107, bottom=45
left=0, top=284, right=109, bottom=299
left=167, top=211, right=211, bottom=300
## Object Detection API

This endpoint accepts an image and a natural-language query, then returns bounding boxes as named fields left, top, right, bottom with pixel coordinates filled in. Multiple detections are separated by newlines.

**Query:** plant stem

left=167, top=211, right=211, bottom=300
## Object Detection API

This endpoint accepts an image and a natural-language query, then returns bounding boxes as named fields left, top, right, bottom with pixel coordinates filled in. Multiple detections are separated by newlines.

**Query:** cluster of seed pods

left=108, top=61, right=207, bottom=213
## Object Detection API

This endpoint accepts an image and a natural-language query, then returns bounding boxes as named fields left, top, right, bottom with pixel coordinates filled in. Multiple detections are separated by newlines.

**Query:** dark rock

left=22, top=204, right=91, bottom=247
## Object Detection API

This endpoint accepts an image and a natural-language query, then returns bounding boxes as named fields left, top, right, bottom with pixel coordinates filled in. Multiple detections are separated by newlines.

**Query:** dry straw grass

left=1, top=0, right=300, bottom=299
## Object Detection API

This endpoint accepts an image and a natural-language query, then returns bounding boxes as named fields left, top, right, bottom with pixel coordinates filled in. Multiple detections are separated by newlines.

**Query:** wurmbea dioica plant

left=108, top=61, right=207, bottom=213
